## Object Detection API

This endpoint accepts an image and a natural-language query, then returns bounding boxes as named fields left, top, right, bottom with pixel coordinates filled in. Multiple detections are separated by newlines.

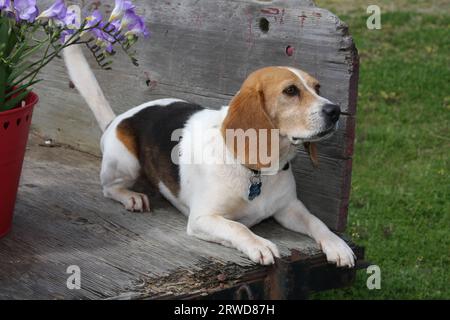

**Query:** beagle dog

left=63, top=45, right=355, bottom=267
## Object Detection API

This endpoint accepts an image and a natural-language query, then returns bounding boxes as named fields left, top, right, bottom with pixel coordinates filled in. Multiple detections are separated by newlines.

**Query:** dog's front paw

left=122, top=192, right=150, bottom=212
left=242, top=236, right=280, bottom=265
left=319, top=233, right=356, bottom=268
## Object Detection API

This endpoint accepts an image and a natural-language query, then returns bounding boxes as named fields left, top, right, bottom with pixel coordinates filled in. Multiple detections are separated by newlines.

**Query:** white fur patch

left=283, top=67, right=332, bottom=105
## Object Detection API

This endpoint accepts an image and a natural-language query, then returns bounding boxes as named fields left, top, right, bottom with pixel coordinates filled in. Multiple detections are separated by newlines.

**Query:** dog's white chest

left=215, top=172, right=293, bottom=226
left=176, top=107, right=297, bottom=226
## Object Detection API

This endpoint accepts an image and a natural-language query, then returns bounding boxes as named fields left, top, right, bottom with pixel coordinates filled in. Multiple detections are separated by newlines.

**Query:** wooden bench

left=0, top=0, right=363, bottom=299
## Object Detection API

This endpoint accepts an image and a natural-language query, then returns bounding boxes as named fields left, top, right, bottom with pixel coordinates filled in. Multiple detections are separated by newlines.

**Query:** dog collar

left=247, top=162, right=290, bottom=201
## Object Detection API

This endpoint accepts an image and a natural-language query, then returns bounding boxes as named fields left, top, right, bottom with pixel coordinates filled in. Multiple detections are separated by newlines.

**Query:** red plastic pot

left=0, top=91, right=38, bottom=238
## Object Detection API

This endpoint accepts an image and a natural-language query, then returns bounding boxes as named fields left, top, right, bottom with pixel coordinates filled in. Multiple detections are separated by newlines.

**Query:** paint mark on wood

left=261, top=8, right=280, bottom=15
left=299, top=12, right=307, bottom=27
left=144, top=71, right=158, bottom=89
left=193, top=12, right=203, bottom=28
left=285, top=45, right=294, bottom=56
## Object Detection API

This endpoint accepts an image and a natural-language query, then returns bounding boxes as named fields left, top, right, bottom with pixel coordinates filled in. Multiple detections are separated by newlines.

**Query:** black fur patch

left=119, top=101, right=203, bottom=195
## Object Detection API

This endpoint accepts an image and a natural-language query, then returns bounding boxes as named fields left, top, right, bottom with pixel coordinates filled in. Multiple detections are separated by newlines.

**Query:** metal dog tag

left=248, top=171, right=262, bottom=201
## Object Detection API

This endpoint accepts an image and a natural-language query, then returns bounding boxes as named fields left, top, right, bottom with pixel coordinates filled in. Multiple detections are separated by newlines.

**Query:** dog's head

left=222, top=66, right=340, bottom=169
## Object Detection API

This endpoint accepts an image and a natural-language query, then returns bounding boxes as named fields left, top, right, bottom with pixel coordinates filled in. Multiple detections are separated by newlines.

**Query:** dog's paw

left=319, top=233, right=356, bottom=268
left=122, top=192, right=150, bottom=212
left=242, top=236, right=280, bottom=265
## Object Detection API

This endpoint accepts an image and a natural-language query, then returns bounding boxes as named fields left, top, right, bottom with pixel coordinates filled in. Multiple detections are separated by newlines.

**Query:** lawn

left=312, top=0, right=450, bottom=299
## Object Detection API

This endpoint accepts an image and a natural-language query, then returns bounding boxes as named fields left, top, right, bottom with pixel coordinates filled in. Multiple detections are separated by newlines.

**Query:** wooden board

left=32, top=1, right=358, bottom=229
left=0, top=135, right=328, bottom=299
left=0, top=1, right=362, bottom=299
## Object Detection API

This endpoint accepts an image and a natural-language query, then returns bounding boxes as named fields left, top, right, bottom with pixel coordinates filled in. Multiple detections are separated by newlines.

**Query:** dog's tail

left=63, top=44, right=116, bottom=131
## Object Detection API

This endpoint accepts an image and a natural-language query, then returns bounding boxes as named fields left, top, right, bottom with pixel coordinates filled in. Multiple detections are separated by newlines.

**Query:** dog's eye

left=283, top=85, right=299, bottom=96
left=314, top=84, right=321, bottom=94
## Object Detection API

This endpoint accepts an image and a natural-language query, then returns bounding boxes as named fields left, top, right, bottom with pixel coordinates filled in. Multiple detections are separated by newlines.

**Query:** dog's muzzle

left=322, top=103, right=341, bottom=126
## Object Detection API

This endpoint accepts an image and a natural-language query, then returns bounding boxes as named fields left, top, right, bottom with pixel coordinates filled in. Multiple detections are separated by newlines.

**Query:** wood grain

left=34, top=0, right=358, bottom=155
left=0, top=135, right=322, bottom=299
left=0, top=0, right=360, bottom=298
left=32, top=0, right=358, bottom=232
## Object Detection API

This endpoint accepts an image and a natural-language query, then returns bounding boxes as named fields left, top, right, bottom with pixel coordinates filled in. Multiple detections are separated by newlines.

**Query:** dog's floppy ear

left=222, top=87, right=276, bottom=170
left=304, top=142, right=319, bottom=168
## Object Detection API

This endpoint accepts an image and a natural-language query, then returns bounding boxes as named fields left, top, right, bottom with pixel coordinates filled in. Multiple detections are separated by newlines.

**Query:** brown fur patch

left=304, top=142, right=319, bottom=167
left=117, top=102, right=203, bottom=197
left=221, top=84, right=276, bottom=170
left=140, top=144, right=181, bottom=196
left=116, top=120, right=138, bottom=158
left=297, top=70, right=320, bottom=90
left=221, top=67, right=322, bottom=170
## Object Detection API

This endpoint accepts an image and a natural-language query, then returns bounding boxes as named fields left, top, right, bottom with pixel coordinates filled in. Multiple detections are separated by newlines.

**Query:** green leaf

left=7, top=60, right=36, bottom=84
left=5, top=27, right=18, bottom=58
left=0, top=17, right=10, bottom=57
left=7, top=46, right=48, bottom=83
left=0, top=59, right=6, bottom=107
left=0, top=17, right=17, bottom=58
left=9, top=40, right=47, bottom=65
left=0, top=89, right=29, bottom=112
left=0, top=16, right=14, bottom=107
left=5, top=79, right=40, bottom=99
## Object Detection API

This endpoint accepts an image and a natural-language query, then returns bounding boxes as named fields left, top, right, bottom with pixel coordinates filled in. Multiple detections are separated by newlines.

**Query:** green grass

left=311, top=4, right=450, bottom=299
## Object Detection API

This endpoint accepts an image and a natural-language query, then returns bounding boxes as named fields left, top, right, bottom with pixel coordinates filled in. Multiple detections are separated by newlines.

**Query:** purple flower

left=111, top=9, right=149, bottom=38
left=86, top=10, right=107, bottom=39
left=109, top=0, right=134, bottom=21
left=0, top=0, right=11, bottom=11
left=85, top=9, right=102, bottom=28
left=121, top=9, right=149, bottom=38
left=60, top=5, right=81, bottom=43
left=64, top=5, right=81, bottom=28
left=37, top=0, right=67, bottom=22
left=14, top=0, right=39, bottom=22
left=85, top=10, right=116, bottom=53
left=60, top=29, right=72, bottom=43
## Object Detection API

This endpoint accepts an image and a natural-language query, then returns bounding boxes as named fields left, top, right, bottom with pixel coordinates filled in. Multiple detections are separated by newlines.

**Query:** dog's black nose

left=322, top=104, right=341, bottom=123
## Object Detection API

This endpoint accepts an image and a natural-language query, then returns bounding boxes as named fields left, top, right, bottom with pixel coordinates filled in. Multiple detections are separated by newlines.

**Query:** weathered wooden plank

left=292, top=152, right=352, bottom=231
left=0, top=0, right=360, bottom=299
left=31, top=0, right=358, bottom=235
left=0, top=135, right=324, bottom=299
left=34, top=0, right=358, bottom=157
left=33, top=71, right=355, bottom=160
